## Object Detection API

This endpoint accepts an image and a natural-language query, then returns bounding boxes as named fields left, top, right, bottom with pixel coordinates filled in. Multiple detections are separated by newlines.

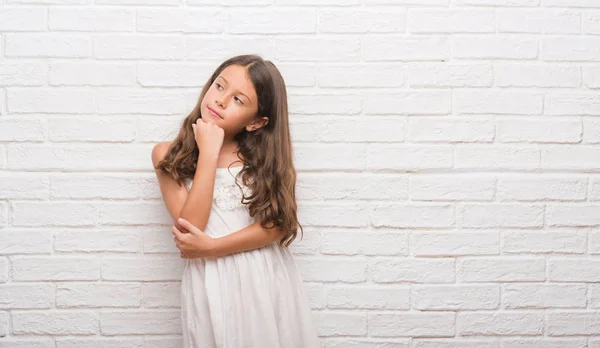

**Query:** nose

left=214, top=97, right=224, bottom=108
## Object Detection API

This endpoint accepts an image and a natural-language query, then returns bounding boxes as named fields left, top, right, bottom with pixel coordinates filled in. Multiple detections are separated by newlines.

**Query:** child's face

left=201, top=64, right=266, bottom=136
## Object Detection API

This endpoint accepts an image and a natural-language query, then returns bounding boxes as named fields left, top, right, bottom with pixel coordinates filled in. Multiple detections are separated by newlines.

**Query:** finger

left=177, top=218, right=197, bottom=235
left=172, top=225, right=185, bottom=240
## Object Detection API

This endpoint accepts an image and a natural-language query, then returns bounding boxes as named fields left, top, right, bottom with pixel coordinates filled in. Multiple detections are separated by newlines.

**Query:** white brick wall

left=0, top=0, right=599, bottom=346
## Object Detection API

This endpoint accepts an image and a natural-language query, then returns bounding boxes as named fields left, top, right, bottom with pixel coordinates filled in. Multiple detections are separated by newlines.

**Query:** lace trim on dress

left=213, top=181, right=251, bottom=211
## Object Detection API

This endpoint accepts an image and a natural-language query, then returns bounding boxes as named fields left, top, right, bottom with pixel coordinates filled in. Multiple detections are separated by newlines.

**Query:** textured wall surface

left=1, top=0, right=600, bottom=347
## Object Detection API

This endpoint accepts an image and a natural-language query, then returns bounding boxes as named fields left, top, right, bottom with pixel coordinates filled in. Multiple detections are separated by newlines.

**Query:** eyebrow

left=217, top=76, right=251, bottom=104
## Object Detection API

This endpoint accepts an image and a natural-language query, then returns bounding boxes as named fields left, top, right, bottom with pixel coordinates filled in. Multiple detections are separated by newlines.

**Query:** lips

left=207, top=106, right=222, bottom=119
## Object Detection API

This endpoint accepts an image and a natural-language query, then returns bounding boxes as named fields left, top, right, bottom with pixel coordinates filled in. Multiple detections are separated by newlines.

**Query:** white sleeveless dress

left=180, top=165, right=320, bottom=348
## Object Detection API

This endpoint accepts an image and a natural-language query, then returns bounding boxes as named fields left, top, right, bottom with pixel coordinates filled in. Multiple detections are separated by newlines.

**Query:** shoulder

left=151, top=141, right=172, bottom=167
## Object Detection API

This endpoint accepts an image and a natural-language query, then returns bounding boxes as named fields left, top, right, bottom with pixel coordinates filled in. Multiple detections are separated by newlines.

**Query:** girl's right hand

left=192, top=117, right=224, bottom=159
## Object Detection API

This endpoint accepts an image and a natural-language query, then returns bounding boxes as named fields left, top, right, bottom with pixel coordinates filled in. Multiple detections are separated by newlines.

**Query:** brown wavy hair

left=154, top=54, right=303, bottom=247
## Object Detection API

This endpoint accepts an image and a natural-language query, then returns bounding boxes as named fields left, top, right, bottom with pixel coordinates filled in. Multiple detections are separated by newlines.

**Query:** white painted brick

left=413, top=340, right=498, bottom=348
left=314, top=312, right=367, bottom=337
left=408, top=62, right=492, bottom=87
left=278, top=63, right=316, bottom=87
left=542, top=146, right=600, bottom=170
left=231, top=10, right=315, bottom=34
left=50, top=174, right=140, bottom=199
left=0, top=62, right=45, bottom=86
left=100, top=310, right=181, bottom=335
left=0, top=118, right=44, bottom=142
left=190, top=0, right=270, bottom=4
left=541, top=37, right=600, bottom=61
left=589, top=284, right=600, bottom=308
left=50, top=7, right=133, bottom=31
left=583, top=66, right=600, bottom=88
left=410, top=174, right=495, bottom=201
left=96, top=0, right=177, bottom=4
left=457, top=0, right=538, bottom=5
left=409, top=9, right=494, bottom=33
left=368, top=313, right=455, bottom=337
left=318, top=64, right=405, bottom=87
left=458, top=257, right=546, bottom=282
left=364, top=36, right=449, bottom=61
left=454, top=89, right=543, bottom=114
left=591, top=177, right=600, bottom=201
left=143, top=338, right=181, bottom=348
left=409, top=117, right=494, bottom=142
left=502, top=230, right=586, bottom=254
left=143, top=226, right=180, bottom=254
left=321, top=231, right=407, bottom=256
left=12, top=201, right=97, bottom=227
left=0, top=284, right=54, bottom=309
left=304, top=283, right=324, bottom=310
left=299, top=203, right=368, bottom=227
left=547, top=312, right=600, bottom=335
left=48, top=118, right=136, bottom=142
left=289, top=228, right=320, bottom=255
left=411, top=232, right=499, bottom=256
left=7, top=88, right=94, bottom=114
left=308, top=116, right=407, bottom=142
left=296, top=257, right=366, bottom=283
left=549, top=259, right=600, bottom=281
left=366, top=0, right=447, bottom=4
left=297, top=173, right=408, bottom=201
left=453, top=35, right=537, bottom=59
left=497, top=117, right=581, bottom=143
left=12, top=257, right=100, bottom=281
left=0, top=338, right=54, bottom=348
left=460, top=203, right=544, bottom=228
left=543, top=0, right=600, bottom=7
left=94, top=35, right=183, bottom=60
left=294, top=144, right=366, bottom=170
left=367, top=144, right=453, bottom=170
left=56, top=338, right=144, bottom=348
left=0, top=230, right=52, bottom=254
left=6, top=33, right=91, bottom=58
left=102, top=257, right=184, bottom=281
left=276, top=37, right=360, bottom=62
left=12, top=311, right=99, bottom=335
left=495, top=63, right=580, bottom=87
left=136, top=116, right=181, bottom=142
left=497, top=10, right=580, bottom=33
left=503, top=284, right=587, bottom=309
left=371, top=203, right=454, bottom=228
left=289, top=93, right=361, bottom=115
left=370, top=258, right=455, bottom=283
left=365, top=91, right=451, bottom=115
left=49, top=62, right=135, bottom=86
left=137, top=63, right=211, bottom=87
left=186, top=37, right=275, bottom=61
left=7, top=0, right=87, bottom=3
left=0, top=145, right=5, bottom=169
left=455, top=145, right=540, bottom=170
left=137, top=8, right=223, bottom=33
left=546, top=204, right=600, bottom=227
left=99, top=202, right=170, bottom=225
left=458, top=311, right=543, bottom=335
left=412, top=285, right=499, bottom=310
left=0, top=258, right=7, bottom=283
left=56, top=282, right=141, bottom=308
left=584, top=11, right=600, bottom=34
left=326, top=285, right=409, bottom=310
left=55, top=229, right=140, bottom=253
left=497, top=175, right=587, bottom=201
left=0, top=7, right=47, bottom=31
left=580, top=118, right=599, bottom=143
left=142, top=282, right=180, bottom=308
left=545, top=92, right=600, bottom=115
left=320, top=9, right=405, bottom=33
left=8, top=144, right=152, bottom=171
left=325, top=339, right=409, bottom=348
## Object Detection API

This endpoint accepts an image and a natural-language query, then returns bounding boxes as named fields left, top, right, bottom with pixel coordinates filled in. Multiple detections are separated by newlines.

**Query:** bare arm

left=210, top=220, right=286, bottom=257
left=151, top=141, right=218, bottom=231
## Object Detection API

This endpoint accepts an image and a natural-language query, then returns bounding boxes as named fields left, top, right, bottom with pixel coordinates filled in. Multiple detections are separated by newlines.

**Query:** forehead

left=218, top=65, right=256, bottom=98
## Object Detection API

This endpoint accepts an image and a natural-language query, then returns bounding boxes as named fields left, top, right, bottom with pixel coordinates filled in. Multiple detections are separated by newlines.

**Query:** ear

left=245, top=116, right=269, bottom=132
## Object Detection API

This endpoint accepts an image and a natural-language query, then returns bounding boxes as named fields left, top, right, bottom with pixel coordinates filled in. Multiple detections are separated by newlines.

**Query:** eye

left=215, top=82, right=223, bottom=90
left=234, top=96, right=244, bottom=105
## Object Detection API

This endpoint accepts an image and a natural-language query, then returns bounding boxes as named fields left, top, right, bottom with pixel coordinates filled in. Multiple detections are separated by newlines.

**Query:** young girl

left=151, top=54, right=320, bottom=347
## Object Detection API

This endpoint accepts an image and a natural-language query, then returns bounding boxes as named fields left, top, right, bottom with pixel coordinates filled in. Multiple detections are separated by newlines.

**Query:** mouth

left=207, top=106, right=223, bottom=119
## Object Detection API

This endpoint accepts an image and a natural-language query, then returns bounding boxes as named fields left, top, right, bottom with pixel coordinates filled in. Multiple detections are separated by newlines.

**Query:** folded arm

left=210, top=220, right=286, bottom=257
